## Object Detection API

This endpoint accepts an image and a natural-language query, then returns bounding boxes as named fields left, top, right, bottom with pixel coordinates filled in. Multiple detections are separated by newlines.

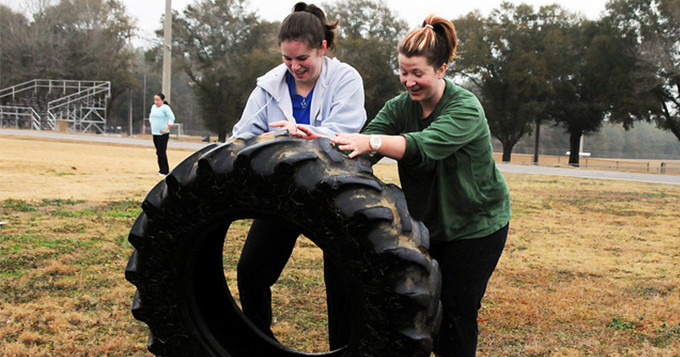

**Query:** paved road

left=496, top=163, right=679, bottom=186
left=2, top=128, right=679, bottom=186
left=0, top=128, right=207, bottom=151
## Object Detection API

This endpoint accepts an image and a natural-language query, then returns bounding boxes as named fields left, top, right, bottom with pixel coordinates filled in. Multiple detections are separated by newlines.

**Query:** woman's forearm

left=373, top=134, right=406, bottom=160
left=332, top=133, right=406, bottom=160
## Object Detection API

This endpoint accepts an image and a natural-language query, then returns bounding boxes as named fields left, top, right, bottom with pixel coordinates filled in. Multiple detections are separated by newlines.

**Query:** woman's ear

left=319, top=40, right=327, bottom=56
left=437, top=63, right=447, bottom=79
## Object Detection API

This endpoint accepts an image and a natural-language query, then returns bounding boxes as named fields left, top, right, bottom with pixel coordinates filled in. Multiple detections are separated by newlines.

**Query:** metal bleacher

left=0, top=79, right=111, bottom=133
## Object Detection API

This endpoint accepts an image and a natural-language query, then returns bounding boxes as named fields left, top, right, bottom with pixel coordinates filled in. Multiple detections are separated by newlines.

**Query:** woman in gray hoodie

left=232, top=2, right=366, bottom=350
left=231, top=4, right=366, bottom=138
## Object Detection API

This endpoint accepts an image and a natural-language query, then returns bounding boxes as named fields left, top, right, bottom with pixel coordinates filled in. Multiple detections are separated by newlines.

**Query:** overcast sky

left=1, top=0, right=610, bottom=48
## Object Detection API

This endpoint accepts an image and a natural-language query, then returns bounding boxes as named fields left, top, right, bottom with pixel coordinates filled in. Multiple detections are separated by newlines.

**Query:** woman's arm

left=232, top=88, right=277, bottom=136
left=161, top=105, right=175, bottom=134
left=331, top=133, right=406, bottom=160
left=161, top=124, right=172, bottom=134
left=298, top=64, right=367, bottom=137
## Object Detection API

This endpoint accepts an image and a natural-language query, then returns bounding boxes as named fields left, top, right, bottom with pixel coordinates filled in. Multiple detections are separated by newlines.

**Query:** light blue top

left=149, top=104, right=175, bottom=135
left=232, top=57, right=366, bottom=137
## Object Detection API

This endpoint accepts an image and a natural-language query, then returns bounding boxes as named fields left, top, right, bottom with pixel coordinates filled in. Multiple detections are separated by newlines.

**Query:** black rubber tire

left=125, top=131, right=442, bottom=357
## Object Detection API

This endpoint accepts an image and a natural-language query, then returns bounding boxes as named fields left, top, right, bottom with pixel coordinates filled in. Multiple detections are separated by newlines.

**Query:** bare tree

left=324, top=0, right=409, bottom=121
left=172, top=0, right=280, bottom=141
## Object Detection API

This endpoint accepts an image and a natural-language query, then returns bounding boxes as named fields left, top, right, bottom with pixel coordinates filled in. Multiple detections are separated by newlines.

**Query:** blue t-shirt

left=286, top=72, right=314, bottom=125
left=149, top=104, right=175, bottom=135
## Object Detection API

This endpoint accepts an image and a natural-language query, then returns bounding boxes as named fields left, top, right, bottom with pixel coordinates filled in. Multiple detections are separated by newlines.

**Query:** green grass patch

left=100, top=199, right=142, bottom=218
left=1, top=199, right=37, bottom=212
left=607, top=316, right=638, bottom=331
left=38, top=237, right=93, bottom=250
left=41, top=198, right=86, bottom=207
left=51, top=209, right=96, bottom=217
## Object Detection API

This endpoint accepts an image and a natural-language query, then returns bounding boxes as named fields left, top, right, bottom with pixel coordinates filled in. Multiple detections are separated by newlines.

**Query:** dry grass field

left=1, top=135, right=679, bottom=356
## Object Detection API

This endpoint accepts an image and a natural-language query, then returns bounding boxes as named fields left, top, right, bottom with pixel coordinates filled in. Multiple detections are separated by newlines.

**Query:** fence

left=497, top=153, right=680, bottom=175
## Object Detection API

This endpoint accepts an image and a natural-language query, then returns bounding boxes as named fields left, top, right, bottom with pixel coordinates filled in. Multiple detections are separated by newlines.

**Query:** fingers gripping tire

left=125, top=132, right=442, bottom=357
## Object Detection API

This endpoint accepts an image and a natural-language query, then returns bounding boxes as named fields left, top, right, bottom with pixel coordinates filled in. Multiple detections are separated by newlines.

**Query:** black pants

left=153, top=133, right=170, bottom=174
left=236, top=218, right=350, bottom=349
left=430, top=224, right=509, bottom=357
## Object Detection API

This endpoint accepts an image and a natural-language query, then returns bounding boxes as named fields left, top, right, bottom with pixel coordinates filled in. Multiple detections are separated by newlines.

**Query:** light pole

left=143, top=74, right=147, bottom=134
left=162, top=0, right=172, bottom=103
left=128, top=88, right=133, bottom=137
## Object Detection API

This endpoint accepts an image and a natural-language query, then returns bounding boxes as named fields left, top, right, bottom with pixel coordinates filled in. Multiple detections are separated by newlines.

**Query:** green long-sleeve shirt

left=364, top=80, right=511, bottom=242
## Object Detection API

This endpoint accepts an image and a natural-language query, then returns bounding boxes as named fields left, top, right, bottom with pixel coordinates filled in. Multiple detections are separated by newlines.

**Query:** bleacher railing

left=0, top=80, right=110, bottom=133
left=0, top=106, right=41, bottom=130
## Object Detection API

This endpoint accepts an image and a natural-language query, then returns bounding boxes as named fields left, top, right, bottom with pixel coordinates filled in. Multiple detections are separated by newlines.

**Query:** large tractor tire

left=125, top=131, right=442, bottom=357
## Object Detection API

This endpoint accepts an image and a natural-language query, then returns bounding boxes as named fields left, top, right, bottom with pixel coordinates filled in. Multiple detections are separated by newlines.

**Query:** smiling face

left=281, top=39, right=326, bottom=89
left=398, top=54, right=447, bottom=109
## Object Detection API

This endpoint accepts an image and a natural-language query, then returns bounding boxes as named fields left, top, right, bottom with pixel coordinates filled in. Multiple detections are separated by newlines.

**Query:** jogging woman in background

left=149, top=93, right=174, bottom=176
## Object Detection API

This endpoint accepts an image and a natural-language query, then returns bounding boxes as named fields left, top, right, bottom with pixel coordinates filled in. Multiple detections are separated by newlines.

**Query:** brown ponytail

left=278, top=2, right=339, bottom=52
left=398, top=14, right=457, bottom=68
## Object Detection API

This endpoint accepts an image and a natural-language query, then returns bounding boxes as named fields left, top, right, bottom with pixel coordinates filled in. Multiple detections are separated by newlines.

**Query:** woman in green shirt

left=311, top=14, right=511, bottom=357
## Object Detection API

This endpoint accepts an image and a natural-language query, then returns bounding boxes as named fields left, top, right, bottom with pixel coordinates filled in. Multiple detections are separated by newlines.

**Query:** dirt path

left=0, top=136, right=195, bottom=202
left=0, top=135, right=399, bottom=202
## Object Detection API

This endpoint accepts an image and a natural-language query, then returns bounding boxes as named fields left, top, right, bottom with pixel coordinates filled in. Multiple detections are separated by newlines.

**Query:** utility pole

left=162, top=0, right=172, bottom=103
left=128, top=88, right=133, bottom=137
left=143, top=75, right=147, bottom=134
left=533, top=121, right=541, bottom=164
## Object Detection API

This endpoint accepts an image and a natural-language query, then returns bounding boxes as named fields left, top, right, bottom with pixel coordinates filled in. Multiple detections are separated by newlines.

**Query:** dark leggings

left=430, top=224, right=509, bottom=357
left=236, top=218, right=349, bottom=349
left=153, top=133, right=169, bottom=174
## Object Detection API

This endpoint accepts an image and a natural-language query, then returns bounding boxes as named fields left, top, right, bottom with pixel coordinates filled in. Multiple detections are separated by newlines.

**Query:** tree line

left=1, top=0, right=678, bottom=163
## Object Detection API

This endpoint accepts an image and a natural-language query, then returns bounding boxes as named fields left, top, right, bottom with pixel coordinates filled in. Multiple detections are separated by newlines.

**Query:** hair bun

left=293, top=2, right=307, bottom=12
